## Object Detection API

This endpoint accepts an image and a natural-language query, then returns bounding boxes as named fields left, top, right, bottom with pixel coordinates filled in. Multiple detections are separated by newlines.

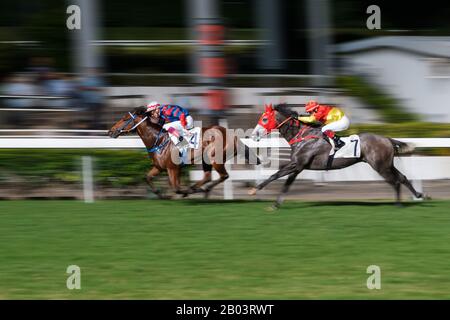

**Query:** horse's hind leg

left=189, top=162, right=212, bottom=193
left=371, top=164, right=403, bottom=205
left=377, top=165, right=424, bottom=205
left=392, top=166, right=423, bottom=199
left=202, top=163, right=229, bottom=198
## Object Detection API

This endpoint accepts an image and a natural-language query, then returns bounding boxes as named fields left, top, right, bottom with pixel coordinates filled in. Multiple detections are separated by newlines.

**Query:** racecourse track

left=0, top=199, right=449, bottom=299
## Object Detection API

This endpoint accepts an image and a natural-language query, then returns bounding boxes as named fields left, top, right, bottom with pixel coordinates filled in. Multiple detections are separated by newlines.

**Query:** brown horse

left=108, top=106, right=256, bottom=198
left=249, top=104, right=425, bottom=208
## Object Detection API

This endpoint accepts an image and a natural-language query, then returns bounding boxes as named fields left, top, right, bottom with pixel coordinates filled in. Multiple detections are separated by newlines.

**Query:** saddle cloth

left=333, top=134, right=361, bottom=158
left=167, top=127, right=201, bottom=149
left=185, top=127, right=201, bottom=149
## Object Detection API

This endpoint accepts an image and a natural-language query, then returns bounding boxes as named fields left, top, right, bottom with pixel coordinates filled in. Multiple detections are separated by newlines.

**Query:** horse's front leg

left=145, top=166, right=166, bottom=199
left=167, top=167, right=190, bottom=197
left=272, top=170, right=301, bottom=209
left=248, top=161, right=298, bottom=195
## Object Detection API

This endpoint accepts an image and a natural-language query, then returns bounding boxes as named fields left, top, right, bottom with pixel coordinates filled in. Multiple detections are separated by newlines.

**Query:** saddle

left=169, top=127, right=202, bottom=150
left=326, top=134, right=361, bottom=169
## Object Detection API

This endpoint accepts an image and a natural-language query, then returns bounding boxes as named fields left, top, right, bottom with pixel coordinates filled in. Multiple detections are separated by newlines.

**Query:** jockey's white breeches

left=321, top=115, right=350, bottom=133
left=162, top=115, right=194, bottom=132
left=163, top=116, right=194, bottom=145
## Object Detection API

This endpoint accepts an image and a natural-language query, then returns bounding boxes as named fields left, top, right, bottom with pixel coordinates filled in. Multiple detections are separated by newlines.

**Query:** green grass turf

left=0, top=200, right=449, bottom=299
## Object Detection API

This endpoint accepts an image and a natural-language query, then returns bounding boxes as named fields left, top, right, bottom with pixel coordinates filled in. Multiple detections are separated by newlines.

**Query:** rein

left=276, top=116, right=296, bottom=130
left=274, top=115, right=319, bottom=145
left=288, top=125, right=320, bottom=145
left=119, top=112, right=170, bottom=154
left=120, top=112, right=148, bottom=134
left=146, top=125, right=170, bottom=154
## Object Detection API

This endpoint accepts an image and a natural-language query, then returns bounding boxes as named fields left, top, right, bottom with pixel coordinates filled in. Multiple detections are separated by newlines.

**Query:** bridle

left=272, top=113, right=319, bottom=145
left=275, top=116, right=299, bottom=130
left=258, top=112, right=300, bottom=136
left=115, top=111, right=170, bottom=154
left=118, top=112, right=148, bottom=134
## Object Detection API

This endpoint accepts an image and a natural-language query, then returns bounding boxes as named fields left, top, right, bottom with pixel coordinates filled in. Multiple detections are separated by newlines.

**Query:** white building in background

left=335, top=36, right=450, bottom=122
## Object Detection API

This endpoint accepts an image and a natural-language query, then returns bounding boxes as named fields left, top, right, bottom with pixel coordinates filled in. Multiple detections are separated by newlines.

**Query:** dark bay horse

left=248, top=104, right=424, bottom=208
left=109, top=106, right=254, bottom=198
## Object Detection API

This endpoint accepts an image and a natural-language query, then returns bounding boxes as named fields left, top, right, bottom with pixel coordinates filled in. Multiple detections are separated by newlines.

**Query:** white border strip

left=0, top=138, right=449, bottom=148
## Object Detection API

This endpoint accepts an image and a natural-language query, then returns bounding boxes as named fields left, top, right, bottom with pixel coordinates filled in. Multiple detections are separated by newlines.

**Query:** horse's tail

left=389, top=138, right=416, bottom=155
left=235, top=136, right=261, bottom=165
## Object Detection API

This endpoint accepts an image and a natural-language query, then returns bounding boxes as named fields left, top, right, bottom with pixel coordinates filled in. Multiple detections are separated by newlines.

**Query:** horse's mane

left=273, top=103, right=321, bottom=131
left=273, top=103, right=297, bottom=118
left=134, top=106, right=148, bottom=115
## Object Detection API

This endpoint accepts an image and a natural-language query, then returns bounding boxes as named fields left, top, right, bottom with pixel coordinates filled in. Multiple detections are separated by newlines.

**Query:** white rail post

left=82, top=156, right=94, bottom=203
left=219, top=119, right=233, bottom=200
left=411, top=155, right=423, bottom=201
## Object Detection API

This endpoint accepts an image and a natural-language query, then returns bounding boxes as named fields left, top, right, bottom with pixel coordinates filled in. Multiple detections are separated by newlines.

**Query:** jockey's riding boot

left=168, top=128, right=187, bottom=149
left=333, top=135, right=345, bottom=150
left=178, top=145, right=190, bottom=165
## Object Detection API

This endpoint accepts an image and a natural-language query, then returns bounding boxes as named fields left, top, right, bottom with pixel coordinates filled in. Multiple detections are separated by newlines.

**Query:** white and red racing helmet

left=146, top=101, right=161, bottom=112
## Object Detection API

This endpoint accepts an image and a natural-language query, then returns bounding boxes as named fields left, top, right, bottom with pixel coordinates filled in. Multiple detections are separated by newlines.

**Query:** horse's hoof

left=265, top=204, right=279, bottom=212
left=413, top=192, right=424, bottom=200
left=189, top=187, right=199, bottom=194
left=248, top=188, right=257, bottom=196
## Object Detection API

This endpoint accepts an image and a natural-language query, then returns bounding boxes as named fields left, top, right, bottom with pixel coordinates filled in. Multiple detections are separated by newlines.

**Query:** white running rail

left=0, top=137, right=449, bottom=201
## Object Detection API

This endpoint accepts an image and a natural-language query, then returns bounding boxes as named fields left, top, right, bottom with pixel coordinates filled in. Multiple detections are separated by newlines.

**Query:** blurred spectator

left=2, top=74, right=36, bottom=108
left=1, top=74, right=37, bottom=126
left=28, top=57, right=54, bottom=85
left=44, top=72, right=77, bottom=108
left=80, top=68, right=106, bottom=129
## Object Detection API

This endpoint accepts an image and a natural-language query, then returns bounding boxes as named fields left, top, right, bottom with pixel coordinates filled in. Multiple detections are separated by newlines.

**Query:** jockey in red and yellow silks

left=298, top=100, right=350, bottom=149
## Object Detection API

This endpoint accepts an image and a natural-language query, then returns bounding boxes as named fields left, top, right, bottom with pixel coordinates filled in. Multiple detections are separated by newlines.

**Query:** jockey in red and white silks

left=146, top=101, right=194, bottom=148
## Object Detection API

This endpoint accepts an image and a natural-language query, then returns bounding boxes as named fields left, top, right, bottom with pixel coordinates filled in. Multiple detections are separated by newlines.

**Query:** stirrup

left=175, top=139, right=188, bottom=150
left=335, top=140, right=345, bottom=150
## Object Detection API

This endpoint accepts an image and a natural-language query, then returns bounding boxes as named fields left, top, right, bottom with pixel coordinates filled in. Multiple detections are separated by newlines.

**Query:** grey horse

left=248, top=104, right=424, bottom=208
